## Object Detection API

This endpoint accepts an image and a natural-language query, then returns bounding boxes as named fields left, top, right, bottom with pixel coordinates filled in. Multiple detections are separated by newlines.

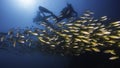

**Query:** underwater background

left=0, top=0, right=120, bottom=68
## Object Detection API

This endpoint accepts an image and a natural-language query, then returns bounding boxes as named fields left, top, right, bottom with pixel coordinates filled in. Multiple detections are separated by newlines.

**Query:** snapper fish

left=0, top=36, right=5, bottom=42
left=31, top=32, right=39, bottom=36
left=109, top=56, right=119, bottom=60
left=104, top=50, right=116, bottom=55
left=92, top=47, right=100, bottom=52
left=100, top=16, right=108, bottom=21
left=18, top=40, right=25, bottom=44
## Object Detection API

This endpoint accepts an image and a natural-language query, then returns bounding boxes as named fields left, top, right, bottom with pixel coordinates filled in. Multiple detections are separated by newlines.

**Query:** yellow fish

left=81, top=31, right=90, bottom=35
left=109, top=35, right=120, bottom=39
left=63, top=30, right=70, bottom=33
left=73, top=46, right=79, bottom=48
left=81, top=39, right=90, bottom=44
left=50, top=45, right=55, bottom=47
left=85, top=48, right=92, bottom=51
left=104, top=50, right=116, bottom=55
left=106, top=40, right=116, bottom=44
left=74, top=24, right=81, bottom=27
left=91, top=42, right=98, bottom=46
left=75, top=38, right=81, bottom=42
left=38, top=37, right=46, bottom=43
left=109, top=56, right=119, bottom=60
left=111, top=21, right=120, bottom=25
left=18, top=40, right=25, bottom=44
left=65, top=23, right=73, bottom=26
left=92, top=48, right=100, bottom=52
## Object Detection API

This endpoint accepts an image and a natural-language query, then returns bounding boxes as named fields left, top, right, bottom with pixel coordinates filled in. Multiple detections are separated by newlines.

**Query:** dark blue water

left=0, top=0, right=120, bottom=68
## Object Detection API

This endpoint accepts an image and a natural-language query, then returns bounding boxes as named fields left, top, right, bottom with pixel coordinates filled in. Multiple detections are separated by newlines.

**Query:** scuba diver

left=33, top=11, right=52, bottom=23
left=56, top=3, right=78, bottom=22
left=38, top=6, right=57, bottom=18
left=33, top=6, right=56, bottom=29
left=33, top=6, right=57, bottom=22
left=34, top=4, right=78, bottom=23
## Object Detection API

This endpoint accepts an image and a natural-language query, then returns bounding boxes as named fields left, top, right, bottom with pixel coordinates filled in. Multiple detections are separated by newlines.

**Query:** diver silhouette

left=33, top=11, right=51, bottom=23
left=34, top=4, right=78, bottom=23
left=34, top=6, right=56, bottom=23
left=33, top=7, right=55, bottom=29
left=56, top=3, right=78, bottom=22
left=39, top=6, right=57, bottom=18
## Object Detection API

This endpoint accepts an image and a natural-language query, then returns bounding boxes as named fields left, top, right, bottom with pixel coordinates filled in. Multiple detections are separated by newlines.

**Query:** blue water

left=0, top=0, right=120, bottom=68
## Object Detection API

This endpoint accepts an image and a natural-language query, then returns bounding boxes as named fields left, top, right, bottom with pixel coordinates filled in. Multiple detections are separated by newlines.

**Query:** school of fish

left=0, top=10, right=120, bottom=60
